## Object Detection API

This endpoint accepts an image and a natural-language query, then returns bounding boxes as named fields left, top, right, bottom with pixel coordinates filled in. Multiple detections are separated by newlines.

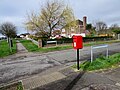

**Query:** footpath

left=16, top=40, right=28, bottom=53
left=22, top=66, right=120, bottom=90
left=1, top=41, right=120, bottom=90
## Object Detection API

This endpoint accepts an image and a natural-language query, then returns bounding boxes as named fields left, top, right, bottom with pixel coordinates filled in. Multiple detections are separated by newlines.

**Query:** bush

left=83, top=36, right=113, bottom=42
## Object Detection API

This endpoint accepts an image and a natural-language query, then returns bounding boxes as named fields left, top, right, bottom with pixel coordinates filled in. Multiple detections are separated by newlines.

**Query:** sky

left=0, top=0, right=120, bottom=36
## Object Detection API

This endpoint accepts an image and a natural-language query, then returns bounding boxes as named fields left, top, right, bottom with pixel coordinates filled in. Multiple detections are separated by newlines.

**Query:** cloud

left=0, top=16, right=25, bottom=26
left=68, top=0, right=120, bottom=25
left=0, top=0, right=120, bottom=34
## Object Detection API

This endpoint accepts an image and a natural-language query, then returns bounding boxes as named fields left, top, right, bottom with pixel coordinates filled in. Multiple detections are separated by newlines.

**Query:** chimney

left=83, top=16, right=87, bottom=33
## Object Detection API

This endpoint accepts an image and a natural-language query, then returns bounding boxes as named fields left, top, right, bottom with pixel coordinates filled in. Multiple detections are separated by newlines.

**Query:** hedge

left=45, top=36, right=113, bottom=44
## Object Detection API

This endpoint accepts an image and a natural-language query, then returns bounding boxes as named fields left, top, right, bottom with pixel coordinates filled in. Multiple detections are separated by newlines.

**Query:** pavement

left=16, top=40, right=28, bottom=53
left=0, top=41, right=120, bottom=90
left=31, top=67, right=120, bottom=90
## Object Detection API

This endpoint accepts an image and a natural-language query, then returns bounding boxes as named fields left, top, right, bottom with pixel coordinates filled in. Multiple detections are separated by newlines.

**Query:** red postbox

left=73, top=35, right=83, bottom=49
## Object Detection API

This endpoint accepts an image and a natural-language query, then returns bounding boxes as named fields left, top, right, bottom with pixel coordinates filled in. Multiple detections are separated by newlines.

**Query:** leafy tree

left=86, top=24, right=97, bottom=36
left=86, top=24, right=92, bottom=30
left=112, top=29, right=120, bottom=34
left=25, top=0, right=75, bottom=38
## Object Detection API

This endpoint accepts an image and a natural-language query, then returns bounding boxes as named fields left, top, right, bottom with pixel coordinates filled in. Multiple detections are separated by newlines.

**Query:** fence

left=30, top=39, right=38, bottom=46
left=91, top=44, right=108, bottom=62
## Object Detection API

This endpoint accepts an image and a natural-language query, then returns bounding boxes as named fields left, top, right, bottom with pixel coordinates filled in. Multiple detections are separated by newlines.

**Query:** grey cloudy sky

left=0, top=0, right=120, bottom=34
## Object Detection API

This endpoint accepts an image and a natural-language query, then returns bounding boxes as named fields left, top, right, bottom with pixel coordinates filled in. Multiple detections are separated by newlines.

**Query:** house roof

left=76, top=19, right=83, bottom=25
left=20, top=33, right=30, bottom=36
left=63, top=19, right=83, bottom=29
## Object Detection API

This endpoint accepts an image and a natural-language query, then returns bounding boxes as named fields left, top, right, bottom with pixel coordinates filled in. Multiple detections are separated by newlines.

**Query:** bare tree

left=0, top=22, right=17, bottom=52
left=25, top=0, right=75, bottom=38
left=110, top=24, right=120, bottom=34
left=110, top=24, right=119, bottom=31
left=95, top=21, right=107, bottom=34
left=0, top=22, right=17, bottom=38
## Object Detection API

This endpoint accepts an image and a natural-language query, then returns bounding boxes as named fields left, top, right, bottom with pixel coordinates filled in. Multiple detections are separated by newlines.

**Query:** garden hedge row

left=43, top=36, right=113, bottom=44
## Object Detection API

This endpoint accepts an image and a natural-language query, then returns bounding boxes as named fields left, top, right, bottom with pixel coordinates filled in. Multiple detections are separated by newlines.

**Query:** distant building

left=61, top=16, right=87, bottom=38
left=20, top=33, right=30, bottom=40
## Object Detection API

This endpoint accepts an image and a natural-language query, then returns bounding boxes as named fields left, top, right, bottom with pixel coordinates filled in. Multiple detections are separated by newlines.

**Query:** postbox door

left=73, top=35, right=83, bottom=49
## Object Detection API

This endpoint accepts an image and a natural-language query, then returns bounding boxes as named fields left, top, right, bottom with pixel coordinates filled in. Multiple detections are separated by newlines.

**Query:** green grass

left=0, top=39, right=17, bottom=57
left=84, top=40, right=120, bottom=47
left=19, top=40, right=39, bottom=52
left=0, top=81, right=23, bottom=90
left=17, top=82, right=23, bottom=90
left=72, top=53, right=120, bottom=71
left=20, top=39, right=72, bottom=53
left=20, top=39, right=120, bottom=53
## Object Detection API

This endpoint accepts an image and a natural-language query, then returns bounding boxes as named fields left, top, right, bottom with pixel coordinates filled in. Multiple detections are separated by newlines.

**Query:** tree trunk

left=8, top=37, right=12, bottom=52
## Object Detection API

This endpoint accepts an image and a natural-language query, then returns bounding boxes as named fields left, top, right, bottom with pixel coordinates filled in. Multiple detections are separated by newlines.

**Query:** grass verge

left=0, top=81, right=23, bottom=90
left=0, top=39, right=17, bottom=57
left=83, top=40, right=120, bottom=47
left=20, top=39, right=120, bottom=53
left=72, top=53, right=120, bottom=71
left=20, top=39, right=72, bottom=52
left=17, top=82, right=23, bottom=90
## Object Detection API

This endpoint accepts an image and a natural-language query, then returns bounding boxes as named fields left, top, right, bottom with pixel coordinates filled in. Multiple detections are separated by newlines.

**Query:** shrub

left=46, top=36, right=113, bottom=44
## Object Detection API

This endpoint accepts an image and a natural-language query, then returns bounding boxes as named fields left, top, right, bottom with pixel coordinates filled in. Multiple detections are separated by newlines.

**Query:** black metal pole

left=77, top=49, right=79, bottom=70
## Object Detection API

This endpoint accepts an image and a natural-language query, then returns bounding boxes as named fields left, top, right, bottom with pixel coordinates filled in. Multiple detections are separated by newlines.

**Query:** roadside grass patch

left=19, top=39, right=39, bottom=52
left=17, top=82, right=23, bottom=90
left=0, top=40, right=17, bottom=57
left=20, top=39, right=72, bottom=52
left=0, top=82, right=23, bottom=90
left=72, top=53, right=120, bottom=71
left=84, top=40, right=120, bottom=47
left=20, top=39, right=120, bottom=53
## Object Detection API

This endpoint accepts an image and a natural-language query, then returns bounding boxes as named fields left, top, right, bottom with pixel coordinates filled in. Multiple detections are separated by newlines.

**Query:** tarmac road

left=0, top=42, right=120, bottom=85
